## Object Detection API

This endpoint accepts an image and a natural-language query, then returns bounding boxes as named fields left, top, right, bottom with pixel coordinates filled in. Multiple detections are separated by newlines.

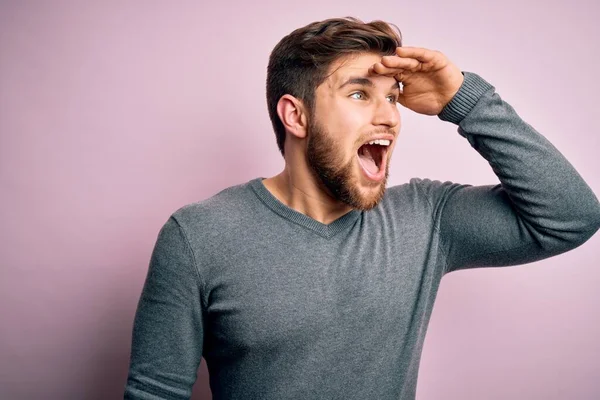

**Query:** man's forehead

left=327, top=54, right=377, bottom=82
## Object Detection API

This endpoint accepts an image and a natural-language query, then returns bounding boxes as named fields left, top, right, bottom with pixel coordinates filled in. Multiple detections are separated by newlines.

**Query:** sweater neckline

left=249, top=177, right=361, bottom=239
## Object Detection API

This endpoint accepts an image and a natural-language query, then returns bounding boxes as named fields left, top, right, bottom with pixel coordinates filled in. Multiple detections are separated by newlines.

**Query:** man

left=124, top=17, right=600, bottom=399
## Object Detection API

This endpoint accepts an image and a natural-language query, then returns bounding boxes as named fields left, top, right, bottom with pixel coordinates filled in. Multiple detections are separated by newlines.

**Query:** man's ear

left=276, top=95, right=308, bottom=139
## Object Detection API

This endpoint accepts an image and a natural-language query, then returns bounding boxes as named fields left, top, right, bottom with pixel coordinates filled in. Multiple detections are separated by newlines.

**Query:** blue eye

left=350, top=91, right=397, bottom=103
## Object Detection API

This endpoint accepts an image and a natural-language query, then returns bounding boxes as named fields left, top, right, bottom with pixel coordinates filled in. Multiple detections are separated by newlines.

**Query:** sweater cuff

left=437, top=72, right=495, bottom=124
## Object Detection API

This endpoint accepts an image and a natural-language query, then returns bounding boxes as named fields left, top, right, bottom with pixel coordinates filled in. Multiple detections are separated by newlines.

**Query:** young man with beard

left=125, top=17, right=600, bottom=400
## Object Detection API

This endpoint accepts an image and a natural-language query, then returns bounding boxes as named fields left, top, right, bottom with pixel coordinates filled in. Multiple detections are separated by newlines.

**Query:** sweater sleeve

left=430, top=72, right=600, bottom=273
left=124, top=217, right=204, bottom=399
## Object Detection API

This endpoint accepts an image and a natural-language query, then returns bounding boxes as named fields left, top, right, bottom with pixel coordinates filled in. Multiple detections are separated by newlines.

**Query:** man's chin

left=344, top=179, right=387, bottom=210
left=356, top=191, right=386, bottom=210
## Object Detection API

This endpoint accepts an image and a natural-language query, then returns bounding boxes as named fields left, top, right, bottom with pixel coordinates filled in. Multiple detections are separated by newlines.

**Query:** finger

left=380, top=56, right=421, bottom=72
left=395, top=46, right=437, bottom=63
left=371, top=62, right=407, bottom=76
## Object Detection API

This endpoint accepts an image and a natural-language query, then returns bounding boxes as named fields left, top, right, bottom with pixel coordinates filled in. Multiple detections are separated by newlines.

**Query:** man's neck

left=262, top=167, right=354, bottom=225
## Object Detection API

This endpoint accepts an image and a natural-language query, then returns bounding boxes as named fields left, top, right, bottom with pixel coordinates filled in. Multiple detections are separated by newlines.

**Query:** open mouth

left=357, top=139, right=390, bottom=181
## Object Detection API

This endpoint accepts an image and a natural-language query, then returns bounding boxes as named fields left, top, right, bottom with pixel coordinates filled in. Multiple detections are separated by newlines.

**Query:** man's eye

left=350, top=92, right=397, bottom=102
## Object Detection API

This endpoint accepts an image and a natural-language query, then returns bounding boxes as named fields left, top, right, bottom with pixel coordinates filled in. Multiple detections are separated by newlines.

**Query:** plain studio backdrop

left=1, top=1, right=599, bottom=399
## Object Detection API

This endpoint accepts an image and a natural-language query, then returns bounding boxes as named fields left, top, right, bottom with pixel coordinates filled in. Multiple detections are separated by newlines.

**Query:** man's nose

left=372, top=97, right=400, bottom=128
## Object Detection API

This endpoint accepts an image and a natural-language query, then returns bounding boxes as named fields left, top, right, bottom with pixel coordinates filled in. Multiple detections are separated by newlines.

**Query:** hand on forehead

left=326, top=54, right=400, bottom=90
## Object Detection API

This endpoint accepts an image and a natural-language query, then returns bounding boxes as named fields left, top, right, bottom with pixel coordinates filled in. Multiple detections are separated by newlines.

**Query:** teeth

left=367, top=139, right=391, bottom=146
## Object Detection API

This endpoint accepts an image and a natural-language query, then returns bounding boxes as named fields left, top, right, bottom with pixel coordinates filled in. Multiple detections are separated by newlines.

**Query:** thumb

left=396, top=92, right=408, bottom=108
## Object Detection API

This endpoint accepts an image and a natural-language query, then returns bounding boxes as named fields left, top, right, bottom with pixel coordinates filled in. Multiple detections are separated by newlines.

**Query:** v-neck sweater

left=125, top=72, right=600, bottom=400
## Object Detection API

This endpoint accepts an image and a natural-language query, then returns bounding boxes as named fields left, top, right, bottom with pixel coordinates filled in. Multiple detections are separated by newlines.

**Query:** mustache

left=356, top=129, right=397, bottom=144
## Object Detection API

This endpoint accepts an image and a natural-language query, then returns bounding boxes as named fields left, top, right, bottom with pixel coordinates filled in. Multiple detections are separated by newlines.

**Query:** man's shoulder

left=384, top=177, right=457, bottom=202
left=169, top=178, right=260, bottom=234
left=381, top=177, right=469, bottom=218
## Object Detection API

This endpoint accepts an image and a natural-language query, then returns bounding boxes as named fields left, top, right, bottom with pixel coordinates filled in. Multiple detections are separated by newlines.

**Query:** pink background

left=1, top=1, right=599, bottom=399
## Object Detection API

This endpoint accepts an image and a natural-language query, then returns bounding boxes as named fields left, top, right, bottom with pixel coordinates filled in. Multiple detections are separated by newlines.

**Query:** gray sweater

left=124, top=72, right=600, bottom=399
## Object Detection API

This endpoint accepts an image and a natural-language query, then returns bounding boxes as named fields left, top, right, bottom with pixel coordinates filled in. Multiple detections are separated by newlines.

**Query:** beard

left=305, top=116, right=389, bottom=211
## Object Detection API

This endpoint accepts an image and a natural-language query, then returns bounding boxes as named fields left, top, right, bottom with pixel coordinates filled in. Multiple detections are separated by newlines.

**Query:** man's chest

left=201, top=231, right=436, bottom=357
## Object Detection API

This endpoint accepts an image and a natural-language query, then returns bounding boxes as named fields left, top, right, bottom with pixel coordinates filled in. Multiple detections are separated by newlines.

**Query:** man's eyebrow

left=338, top=77, right=400, bottom=92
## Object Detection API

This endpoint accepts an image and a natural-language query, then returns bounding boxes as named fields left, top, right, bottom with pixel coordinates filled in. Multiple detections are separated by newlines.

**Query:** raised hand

left=369, top=46, right=465, bottom=116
